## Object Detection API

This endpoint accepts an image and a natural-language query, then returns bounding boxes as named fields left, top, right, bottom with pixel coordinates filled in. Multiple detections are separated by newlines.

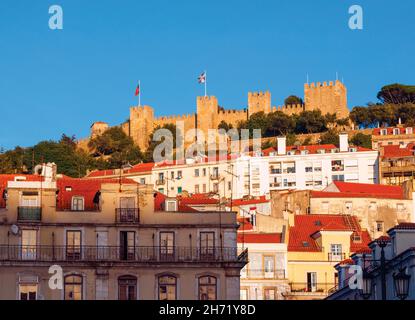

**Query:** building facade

left=0, top=166, right=247, bottom=300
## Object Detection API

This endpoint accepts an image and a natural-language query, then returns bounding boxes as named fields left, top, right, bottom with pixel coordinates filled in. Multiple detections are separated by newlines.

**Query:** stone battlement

left=88, top=80, right=348, bottom=151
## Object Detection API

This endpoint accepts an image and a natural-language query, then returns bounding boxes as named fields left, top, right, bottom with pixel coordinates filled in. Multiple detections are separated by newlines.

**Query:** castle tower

left=197, top=96, right=219, bottom=139
left=129, top=105, right=155, bottom=151
left=304, top=80, right=348, bottom=118
left=248, top=91, right=271, bottom=117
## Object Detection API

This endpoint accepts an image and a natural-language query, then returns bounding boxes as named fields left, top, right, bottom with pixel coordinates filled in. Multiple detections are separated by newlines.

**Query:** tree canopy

left=284, top=95, right=303, bottom=106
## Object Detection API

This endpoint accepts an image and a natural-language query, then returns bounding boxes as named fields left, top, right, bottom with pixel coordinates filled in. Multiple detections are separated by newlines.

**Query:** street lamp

left=360, top=270, right=372, bottom=300
left=393, top=268, right=411, bottom=300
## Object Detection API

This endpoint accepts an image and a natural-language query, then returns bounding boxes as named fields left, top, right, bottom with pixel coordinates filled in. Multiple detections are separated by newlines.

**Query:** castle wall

left=248, top=91, right=271, bottom=116
left=272, top=104, right=305, bottom=116
left=217, top=109, right=248, bottom=128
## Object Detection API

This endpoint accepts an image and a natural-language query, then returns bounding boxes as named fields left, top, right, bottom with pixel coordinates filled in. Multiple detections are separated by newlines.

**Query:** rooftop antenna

left=306, top=73, right=309, bottom=84
left=336, top=72, right=338, bottom=81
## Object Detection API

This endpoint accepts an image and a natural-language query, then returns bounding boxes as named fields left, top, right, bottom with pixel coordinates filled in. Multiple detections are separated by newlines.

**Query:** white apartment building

left=87, top=133, right=379, bottom=197
left=267, top=134, right=379, bottom=191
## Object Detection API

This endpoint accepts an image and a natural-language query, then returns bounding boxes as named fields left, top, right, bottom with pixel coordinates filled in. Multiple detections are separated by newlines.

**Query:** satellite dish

left=10, top=224, right=19, bottom=235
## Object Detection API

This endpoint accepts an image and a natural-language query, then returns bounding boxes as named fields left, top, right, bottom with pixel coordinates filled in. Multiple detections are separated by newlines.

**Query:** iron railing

left=115, top=208, right=140, bottom=223
left=241, top=269, right=286, bottom=280
left=17, top=207, right=42, bottom=221
left=56, top=201, right=100, bottom=212
left=0, top=245, right=247, bottom=264
left=288, top=282, right=335, bottom=294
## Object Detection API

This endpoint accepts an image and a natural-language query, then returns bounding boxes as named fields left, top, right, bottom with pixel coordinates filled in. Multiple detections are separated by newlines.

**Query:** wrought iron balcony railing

left=288, top=282, right=335, bottom=294
left=115, top=208, right=140, bottom=223
left=155, top=179, right=165, bottom=185
left=17, top=207, right=42, bottom=221
left=0, top=245, right=248, bottom=264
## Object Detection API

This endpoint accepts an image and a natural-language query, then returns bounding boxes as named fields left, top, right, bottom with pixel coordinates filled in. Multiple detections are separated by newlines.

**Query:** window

left=158, top=275, right=177, bottom=300
left=195, top=169, right=200, bottom=177
left=213, top=183, right=219, bottom=193
left=177, top=171, right=182, bottom=179
left=120, top=231, right=135, bottom=260
left=330, top=244, right=343, bottom=261
left=369, top=202, right=377, bottom=211
left=139, top=178, right=146, bottom=184
left=406, top=127, right=413, bottom=135
left=71, top=196, right=84, bottom=211
left=393, top=128, right=400, bottom=135
left=376, top=221, right=384, bottom=233
left=212, top=167, right=219, bottom=177
left=264, top=288, right=276, bottom=300
left=240, top=288, right=249, bottom=300
left=264, top=256, right=275, bottom=278
left=396, top=203, right=405, bottom=211
left=194, top=184, right=200, bottom=194
left=198, top=276, right=217, bottom=300
left=305, top=166, right=313, bottom=172
left=66, top=230, right=82, bottom=260
left=203, top=168, right=206, bottom=176
left=200, top=232, right=215, bottom=259
left=202, top=184, right=206, bottom=193
left=64, top=275, right=83, bottom=300
left=21, top=229, right=37, bottom=260
left=380, top=129, right=387, bottom=135
left=307, top=272, right=317, bottom=292
left=171, top=171, right=175, bottom=179
left=19, top=284, right=37, bottom=300
left=177, top=186, right=182, bottom=194
left=118, top=275, right=137, bottom=300
left=331, top=160, right=344, bottom=171
left=160, top=232, right=175, bottom=260
left=332, top=174, right=344, bottom=182
left=228, top=181, right=232, bottom=191
left=20, top=192, right=39, bottom=207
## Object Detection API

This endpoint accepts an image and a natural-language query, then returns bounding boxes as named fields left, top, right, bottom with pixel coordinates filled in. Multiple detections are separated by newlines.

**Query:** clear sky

left=0, top=0, right=414, bottom=150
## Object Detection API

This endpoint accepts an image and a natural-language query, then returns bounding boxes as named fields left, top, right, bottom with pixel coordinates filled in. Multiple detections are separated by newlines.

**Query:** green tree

left=144, top=123, right=180, bottom=162
left=377, top=84, right=415, bottom=104
left=284, top=95, right=303, bottom=105
left=218, top=121, right=233, bottom=131
left=350, top=106, right=371, bottom=128
left=295, top=110, right=327, bottom=134
left=350, top=133, right=372, bottom=149
left=266, top=111, right=295, bottom=136
left=319, top=130, right=339, bottom=146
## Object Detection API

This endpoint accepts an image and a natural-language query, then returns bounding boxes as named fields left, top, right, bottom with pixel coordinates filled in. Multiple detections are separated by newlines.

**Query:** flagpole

left=204, top=70, right=207, bottom=97
left=139, top=80, right=141, bottom=106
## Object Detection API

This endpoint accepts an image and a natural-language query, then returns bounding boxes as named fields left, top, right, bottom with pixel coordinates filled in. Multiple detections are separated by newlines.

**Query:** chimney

left=277, top=136, right=286, bottom=155
left=339, top=132, right=348, bottom=152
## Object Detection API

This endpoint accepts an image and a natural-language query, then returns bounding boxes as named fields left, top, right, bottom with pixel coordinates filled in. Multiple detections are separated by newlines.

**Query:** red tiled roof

left=0, top=174, right=44, bottom=208
left=338, top=259, right=354, bottom=265
left=393, top=222, right=415, bottom=230
left=56, top=177, right=137, bottom=210
left=288, top=214, right=371, bottom=252
left=237, top=233, right=282, bottom=243
left=231, top=196, right=268, bottom=206
left=87, top=162, right=154, bottom=178
left=382, top=143, right=415, bottom=158
left=153, top=192, right=201, bottom=212
left=373, top=127, right=415, bottom=136
left=330, top=181, right=404, bottom=199
left=264, top=144, right=373, bottom=156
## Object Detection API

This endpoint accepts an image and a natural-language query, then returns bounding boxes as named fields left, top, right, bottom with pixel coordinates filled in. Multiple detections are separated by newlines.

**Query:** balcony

left=0, top=245, right=248, bottom=265
left=241, top=269, right=286, bottom=280
left=156, top=179, right=165, bottom=185
left=115, top=208, right=140, bottom=224
left=288, top=282, right=335, bottom=296
left=210, top=174, right=220, bottom=180
left=17, top=207, right=42, bottom=221
left=328, top=252, right=346, bottom=262
left=270, top=169, right=281, bottom=174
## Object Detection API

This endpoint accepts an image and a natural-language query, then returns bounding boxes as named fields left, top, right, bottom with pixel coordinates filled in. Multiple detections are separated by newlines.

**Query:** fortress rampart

left=87, top=80, right=348, bottom=151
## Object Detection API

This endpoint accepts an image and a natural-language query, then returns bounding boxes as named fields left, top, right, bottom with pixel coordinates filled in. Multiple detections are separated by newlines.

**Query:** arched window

left=118, top=275, right=137, bottom=300
left=64, top=275, right=83, bottom=300
left=158, top=275, right=177, bottom=300
left=198, top=276, right=217, bottom=300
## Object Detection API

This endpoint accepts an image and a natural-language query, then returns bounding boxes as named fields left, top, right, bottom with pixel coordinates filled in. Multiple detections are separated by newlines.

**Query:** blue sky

left=0, top=0, right=414, bottom=150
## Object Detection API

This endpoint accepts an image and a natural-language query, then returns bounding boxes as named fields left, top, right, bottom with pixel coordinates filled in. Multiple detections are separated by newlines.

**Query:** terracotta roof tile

left=237, top=233, right=282, bottom=243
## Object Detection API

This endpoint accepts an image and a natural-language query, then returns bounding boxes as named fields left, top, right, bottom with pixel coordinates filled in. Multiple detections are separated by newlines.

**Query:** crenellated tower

left=129, top=105, right=155, bottom=151
left=197, top=96, right=218, bottom=139
left=248, top=91, right=271, bottom=116
left=304, top=80, right=348, bottom=118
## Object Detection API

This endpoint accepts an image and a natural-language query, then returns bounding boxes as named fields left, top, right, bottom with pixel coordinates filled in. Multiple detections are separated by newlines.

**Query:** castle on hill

left=88, top=80, right=348, bottom=151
